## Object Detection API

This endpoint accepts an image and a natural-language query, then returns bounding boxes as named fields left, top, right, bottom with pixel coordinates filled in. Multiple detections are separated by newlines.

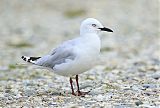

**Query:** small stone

left=142, top=84, right=157, bottom=89
left=24, top=89, right=36, bottom=97
left=151, top=72, right=160, bottom=80
left=131, top=84, right=147, bottom=91
left=135, top=100, right=143, bottom=106
left=48, top=102, right=57, bottom=106
left=5, top=89, right=11, bottom=93
left=94, top=94, right=105, bottom=102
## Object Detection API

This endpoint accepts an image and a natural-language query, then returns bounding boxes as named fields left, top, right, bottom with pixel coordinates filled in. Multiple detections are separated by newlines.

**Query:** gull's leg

left=70, top=77, right=76, bottom=95
left=76, top=75, right=80, bottom=93
left=76, top=75, right=89, bottom=96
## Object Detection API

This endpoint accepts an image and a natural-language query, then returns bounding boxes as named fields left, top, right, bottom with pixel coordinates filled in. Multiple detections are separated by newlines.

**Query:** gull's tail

left=21, top=56, right=41, bottom=64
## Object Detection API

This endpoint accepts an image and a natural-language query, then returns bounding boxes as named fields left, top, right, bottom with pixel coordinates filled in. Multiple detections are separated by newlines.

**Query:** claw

left=77, top=91, right=90, bottom=96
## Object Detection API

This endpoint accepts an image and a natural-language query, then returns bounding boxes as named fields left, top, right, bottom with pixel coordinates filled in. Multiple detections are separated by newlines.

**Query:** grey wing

left=35, top=41, right=76, bottom=69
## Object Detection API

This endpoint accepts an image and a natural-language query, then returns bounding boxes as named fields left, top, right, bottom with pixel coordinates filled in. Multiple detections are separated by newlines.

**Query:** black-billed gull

left=21, top=18, right=113, bottom=96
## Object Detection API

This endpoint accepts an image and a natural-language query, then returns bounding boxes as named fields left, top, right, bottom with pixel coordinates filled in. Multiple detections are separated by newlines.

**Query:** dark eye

left=92, top=24, right=96, bottom=27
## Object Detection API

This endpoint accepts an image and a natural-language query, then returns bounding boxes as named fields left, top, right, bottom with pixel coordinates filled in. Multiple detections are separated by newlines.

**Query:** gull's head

left=80, top=18, right=113, bottom=35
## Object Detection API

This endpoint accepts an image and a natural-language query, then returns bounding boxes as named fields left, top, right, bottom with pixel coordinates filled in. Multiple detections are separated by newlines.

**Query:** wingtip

left=21, top=56, right=26, bottom=61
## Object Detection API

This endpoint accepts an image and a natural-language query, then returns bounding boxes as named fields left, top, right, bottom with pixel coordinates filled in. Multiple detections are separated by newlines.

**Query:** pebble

left=142, top=84, right=157, bottom=89
left=151, top=72, right=160, bottom=80
left=24, top=89, right=36, bottom=97
left=135, top=100, right=143, bottom=106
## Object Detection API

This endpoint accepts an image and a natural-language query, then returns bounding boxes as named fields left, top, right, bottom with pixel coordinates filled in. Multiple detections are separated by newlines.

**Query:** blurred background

left=0, top=0, right=159, bottom=107
left=0, top=0, right=159, bottom=64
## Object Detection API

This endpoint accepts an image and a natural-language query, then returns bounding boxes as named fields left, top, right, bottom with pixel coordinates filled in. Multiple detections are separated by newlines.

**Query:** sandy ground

left=0, top=0, right=159, bottom=107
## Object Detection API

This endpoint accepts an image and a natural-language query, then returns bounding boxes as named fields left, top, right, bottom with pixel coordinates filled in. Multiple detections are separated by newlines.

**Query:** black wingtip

left=21, top=56, right=26, bottom=61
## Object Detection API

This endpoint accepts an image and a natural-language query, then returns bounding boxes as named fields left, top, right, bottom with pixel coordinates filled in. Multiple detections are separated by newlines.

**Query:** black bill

left=98, top=27, right=113, bottom=32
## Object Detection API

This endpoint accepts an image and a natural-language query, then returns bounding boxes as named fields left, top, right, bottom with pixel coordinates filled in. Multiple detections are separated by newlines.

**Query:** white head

left=80, top=18, right=113, bottom=35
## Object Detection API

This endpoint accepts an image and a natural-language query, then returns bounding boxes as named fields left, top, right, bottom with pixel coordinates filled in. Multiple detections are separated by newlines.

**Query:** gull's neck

left=80, top=32, right=101, bottom=47
left=79, top=32, right=101, bottom=54
left=80, top=32, right=100, bottom=40
left=80, top=32, right=98, bottom=37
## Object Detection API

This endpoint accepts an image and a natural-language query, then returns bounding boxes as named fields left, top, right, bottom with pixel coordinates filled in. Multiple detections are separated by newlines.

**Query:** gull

left=21, top=18, right=113, bottom=96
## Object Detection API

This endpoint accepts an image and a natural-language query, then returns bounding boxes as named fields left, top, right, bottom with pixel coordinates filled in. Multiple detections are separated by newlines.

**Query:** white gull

left=22, top=18, right=113, bottom=96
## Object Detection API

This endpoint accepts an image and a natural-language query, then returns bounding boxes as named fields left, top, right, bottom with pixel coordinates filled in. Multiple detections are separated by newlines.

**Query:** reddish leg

left=70, top=77, right=76, bottom=95
left=76, top=75, right=89, bottom=96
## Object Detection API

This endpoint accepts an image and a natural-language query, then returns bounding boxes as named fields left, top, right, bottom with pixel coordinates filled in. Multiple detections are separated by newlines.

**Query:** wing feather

left=35, top=40, right=76, bottom=69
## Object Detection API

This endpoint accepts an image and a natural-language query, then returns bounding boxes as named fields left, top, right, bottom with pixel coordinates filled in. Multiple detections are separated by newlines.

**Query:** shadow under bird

left=21, top=18, right=113, bottom=96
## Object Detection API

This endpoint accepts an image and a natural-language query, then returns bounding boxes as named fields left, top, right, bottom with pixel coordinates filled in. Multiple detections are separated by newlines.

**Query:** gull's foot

left=71, top=91, right=90, bottom=96
left=77, top=91, right=90, bottom=96
left=71, top=92, right=76, bottom=96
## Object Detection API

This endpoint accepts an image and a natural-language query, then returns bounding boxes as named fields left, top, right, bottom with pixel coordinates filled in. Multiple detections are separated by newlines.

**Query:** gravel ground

left=0, top=0, right=159, bottom=107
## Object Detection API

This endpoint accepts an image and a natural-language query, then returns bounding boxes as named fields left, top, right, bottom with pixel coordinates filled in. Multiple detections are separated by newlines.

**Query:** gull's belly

left=53, top=56, right=98, bottom=77
left=53, top=48, right=99, bottom=77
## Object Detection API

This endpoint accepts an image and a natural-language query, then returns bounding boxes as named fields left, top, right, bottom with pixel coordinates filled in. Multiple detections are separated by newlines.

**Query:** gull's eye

left=92, top=24, right=96, bottom=27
